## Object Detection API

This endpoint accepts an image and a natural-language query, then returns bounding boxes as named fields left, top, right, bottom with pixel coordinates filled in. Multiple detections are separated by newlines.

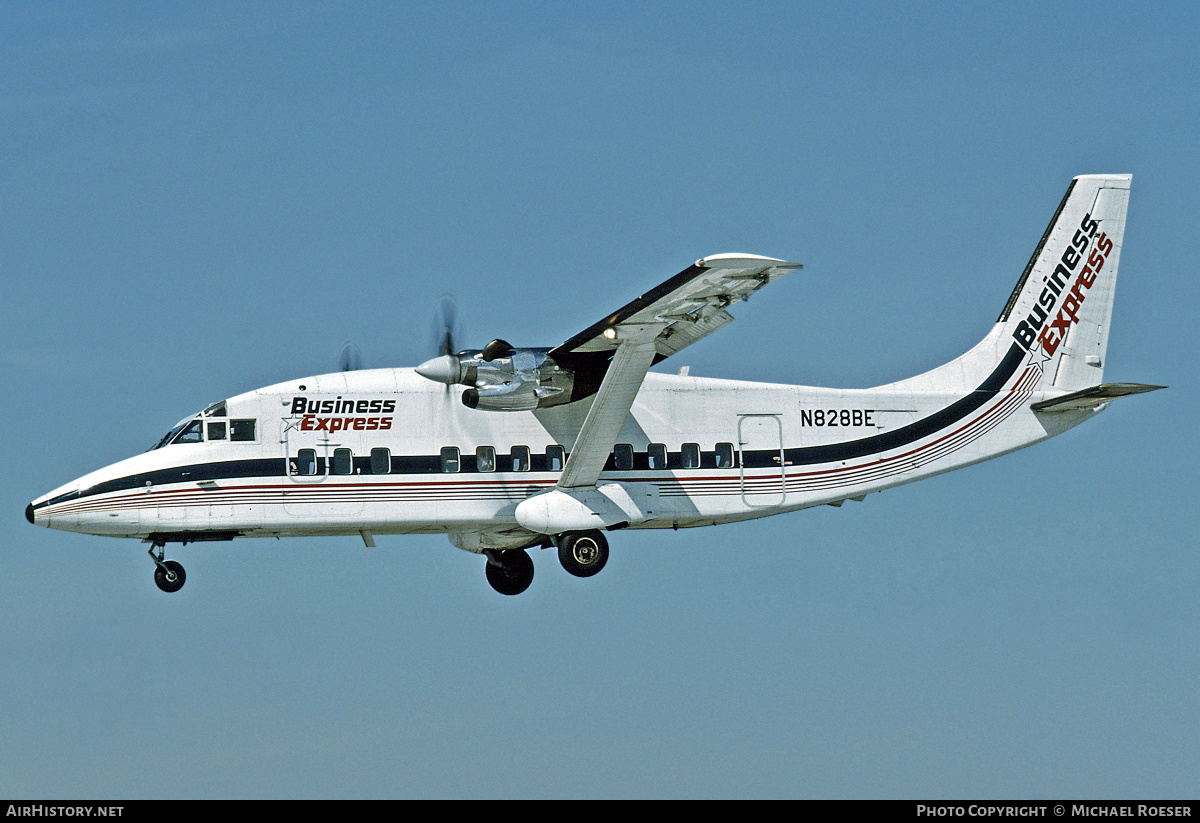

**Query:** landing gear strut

left=148, top=544, right=186, bottom=593
left=484, top=549, right=534, bottom=596
left=557, top=530, right=609, bottom=577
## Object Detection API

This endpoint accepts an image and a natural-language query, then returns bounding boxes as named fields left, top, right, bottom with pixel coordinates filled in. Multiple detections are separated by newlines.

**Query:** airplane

left=26, top=174, right=1163, bottom=596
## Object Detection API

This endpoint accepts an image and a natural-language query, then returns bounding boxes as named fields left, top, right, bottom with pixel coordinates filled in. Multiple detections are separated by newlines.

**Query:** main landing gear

left=484, top=549, right=535, bottom=596
left=557, top=530, right=609, bottom=578
left=148, top=544, right=186, bottom=593
left=481, top=530, right=611, bottom=595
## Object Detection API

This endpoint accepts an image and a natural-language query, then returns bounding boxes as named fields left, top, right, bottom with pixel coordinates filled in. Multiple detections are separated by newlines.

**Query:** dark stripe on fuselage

left=745, top=341, right=1027, bottom=468
left=36, top=458, right=288, bottom=510
left=37, top=343, right=1026, bottom=509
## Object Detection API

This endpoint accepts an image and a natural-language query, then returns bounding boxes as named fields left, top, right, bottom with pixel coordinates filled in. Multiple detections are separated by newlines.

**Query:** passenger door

left=738, top=414, right=786, bottom=507
left=282, top=421, right=364, bottom=517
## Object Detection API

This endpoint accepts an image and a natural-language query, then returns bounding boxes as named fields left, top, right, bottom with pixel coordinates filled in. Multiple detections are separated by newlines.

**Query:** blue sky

left=2, top=1, right=1196, bottom=798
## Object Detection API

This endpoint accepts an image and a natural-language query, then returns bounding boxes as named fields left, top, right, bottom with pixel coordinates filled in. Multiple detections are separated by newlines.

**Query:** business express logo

left=1012, top=211, right=1114, bottom=357
left=289, top=396, right=395, bottom=432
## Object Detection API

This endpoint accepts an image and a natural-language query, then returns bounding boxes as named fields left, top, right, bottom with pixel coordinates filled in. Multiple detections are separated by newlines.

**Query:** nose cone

left=415, top=354, right=462, bottom=385
left=26, top=502, right=35, bottom=524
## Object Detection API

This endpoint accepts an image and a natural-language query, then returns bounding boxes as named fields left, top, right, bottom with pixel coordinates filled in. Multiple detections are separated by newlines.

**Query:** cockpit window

left=151, top=416, right=200, bottom=450
left=171, top=419, right=204, bottom=445
left=229, top=419, right=256, bottom=441
left=152, top=422, right=185, bottom=450
left=150, top=412, right=253, bottom=450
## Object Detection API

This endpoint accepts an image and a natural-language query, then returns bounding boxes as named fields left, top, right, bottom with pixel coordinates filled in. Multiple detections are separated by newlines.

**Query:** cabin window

left=613, top=443, right=634, bottom=471
left=511, top=446, right=530, bottom=472
left=440, top=447, right=460, bottom=473
left=295, top=449, right=318, bottom=476
left=647, top=443, right=667, bottom=470
left=715, top=442, right=736, bottom=469
left=477, top=446, right=496, bottom=473
left=206, top=421, right=227, bottom=441
left=332, top=448, right=353, bottom=475
left=546, top=445, right=565, bottom=471
left=370, top=448, right=391, bottom=475
left=681, top=443, right=701, bottom=469
left=172, top=419, right=203, bottom=445
left=230, top=419, right=256, bottom=441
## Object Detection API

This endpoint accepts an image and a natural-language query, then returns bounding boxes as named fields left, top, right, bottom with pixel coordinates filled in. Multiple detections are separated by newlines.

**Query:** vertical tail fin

left=999, top=174, right=1131, bottom=391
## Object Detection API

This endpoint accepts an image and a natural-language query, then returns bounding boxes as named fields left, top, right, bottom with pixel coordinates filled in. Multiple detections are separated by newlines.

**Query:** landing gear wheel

left=558, top=530, right=609, bottom=578
left=153, top=560, right=186, bottom=593
left=485, top=549, right=534, bottom=596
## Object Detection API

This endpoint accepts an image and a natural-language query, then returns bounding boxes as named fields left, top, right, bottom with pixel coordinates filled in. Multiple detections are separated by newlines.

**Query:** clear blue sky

left=2, top=1, right=1195, bottom=799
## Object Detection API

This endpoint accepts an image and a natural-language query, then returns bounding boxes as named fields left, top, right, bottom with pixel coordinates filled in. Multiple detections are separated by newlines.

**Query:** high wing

left=548, top=253, right=801, bottom=373
left=552, top=253, right=800, bottom=489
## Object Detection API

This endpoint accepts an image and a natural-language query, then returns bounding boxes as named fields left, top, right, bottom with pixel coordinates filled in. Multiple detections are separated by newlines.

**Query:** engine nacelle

left=415, top=343, right=575, bottom=412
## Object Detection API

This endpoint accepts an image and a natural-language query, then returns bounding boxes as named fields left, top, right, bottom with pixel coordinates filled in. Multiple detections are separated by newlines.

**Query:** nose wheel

left=148, top=544, right=186, bottom=593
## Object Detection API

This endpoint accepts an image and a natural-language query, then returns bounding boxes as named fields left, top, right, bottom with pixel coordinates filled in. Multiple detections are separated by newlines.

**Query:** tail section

left=999, top=174, right=1130, bottom=390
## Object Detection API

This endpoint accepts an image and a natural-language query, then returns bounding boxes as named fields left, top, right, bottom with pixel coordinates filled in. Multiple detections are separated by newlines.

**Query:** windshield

left=149, top=400, right=244, bottom=450
left=150, top=415, right=203, bottom=450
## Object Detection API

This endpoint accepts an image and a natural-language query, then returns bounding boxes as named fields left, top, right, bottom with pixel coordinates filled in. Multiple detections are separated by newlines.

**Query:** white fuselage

left=29, top=324, right=1094, bottom=550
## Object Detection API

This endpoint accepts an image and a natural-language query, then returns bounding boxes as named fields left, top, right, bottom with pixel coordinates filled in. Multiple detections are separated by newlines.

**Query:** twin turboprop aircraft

left=27, top=175, right=1162, bottom=595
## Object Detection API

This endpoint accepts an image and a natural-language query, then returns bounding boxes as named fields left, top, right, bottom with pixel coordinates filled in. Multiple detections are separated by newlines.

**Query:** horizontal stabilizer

left=1031, top=382, right=1165, bottom=413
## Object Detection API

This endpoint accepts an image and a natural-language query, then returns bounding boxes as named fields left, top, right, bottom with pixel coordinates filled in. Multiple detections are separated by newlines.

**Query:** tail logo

left=1012, top=212, right=1111, bottom=355
left=1036, top=231, right=1113, bottom=356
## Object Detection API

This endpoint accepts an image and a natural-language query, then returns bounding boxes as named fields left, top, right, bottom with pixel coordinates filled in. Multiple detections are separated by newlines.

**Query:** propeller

left=337, top=340, right=364, bottom=372
left=430, top=295, right=461, bottom=357
left=418, top=296, right=466, bottom=388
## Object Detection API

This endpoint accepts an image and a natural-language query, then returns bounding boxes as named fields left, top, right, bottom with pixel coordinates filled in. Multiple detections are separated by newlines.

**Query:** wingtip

left=696, top=254, right=803, bottom=270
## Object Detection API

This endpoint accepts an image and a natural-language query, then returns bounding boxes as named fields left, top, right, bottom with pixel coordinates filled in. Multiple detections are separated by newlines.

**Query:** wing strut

left=548, top=253, right=800, bottom=491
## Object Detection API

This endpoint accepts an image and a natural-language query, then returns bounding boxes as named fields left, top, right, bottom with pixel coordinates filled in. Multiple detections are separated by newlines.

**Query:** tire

left=154, top=560, right=186, bottom=593
left=558, top=530, right=609, bottom=578
left=485, top=550, right=534, bottom=595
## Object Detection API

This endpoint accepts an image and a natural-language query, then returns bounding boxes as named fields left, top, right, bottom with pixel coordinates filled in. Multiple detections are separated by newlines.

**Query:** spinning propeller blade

left=337, top=341, right=364, bottom=372
left=430, top=295, right=461, bottom=357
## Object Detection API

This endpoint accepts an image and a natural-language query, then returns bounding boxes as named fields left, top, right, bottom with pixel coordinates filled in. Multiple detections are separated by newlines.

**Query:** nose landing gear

left=148, top=544, right=186, bottom=593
